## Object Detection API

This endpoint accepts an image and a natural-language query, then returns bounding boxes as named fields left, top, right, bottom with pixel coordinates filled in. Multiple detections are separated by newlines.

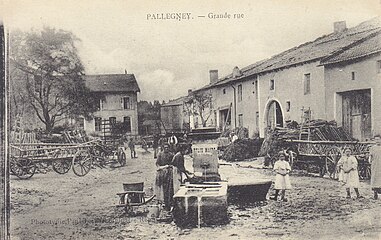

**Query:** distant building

left=140, top=119, right=163, bottom=135
left=189, top=17, right=381, bottom=141
left=83, top=73, right=140, bottom=136
left=160, top=96, right=190, bottom=133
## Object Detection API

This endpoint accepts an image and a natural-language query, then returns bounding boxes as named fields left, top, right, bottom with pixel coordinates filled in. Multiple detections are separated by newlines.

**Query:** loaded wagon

left=261, top=119, right=373, bottom=179
left=286, top=139, right=372, bottom=179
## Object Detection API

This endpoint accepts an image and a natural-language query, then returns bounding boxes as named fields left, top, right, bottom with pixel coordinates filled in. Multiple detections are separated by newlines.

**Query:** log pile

left=304, top=120, right=353, bottom=141
left=221, top=138, right=263, bottom=162
left=258, top=128, right=298, bottom=157
left=259, top=120, right=354, bottom=157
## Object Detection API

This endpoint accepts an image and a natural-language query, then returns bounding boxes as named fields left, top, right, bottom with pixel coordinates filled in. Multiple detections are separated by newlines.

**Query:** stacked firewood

left=304, top=119, right=353, bottom=141
left=258, top=127, right=299, bottom=157
left=259, top=120, right=354, bottom=157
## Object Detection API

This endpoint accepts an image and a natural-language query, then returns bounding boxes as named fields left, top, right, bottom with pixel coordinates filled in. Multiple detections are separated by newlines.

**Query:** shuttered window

left=304, top=74, right=311, bottom=95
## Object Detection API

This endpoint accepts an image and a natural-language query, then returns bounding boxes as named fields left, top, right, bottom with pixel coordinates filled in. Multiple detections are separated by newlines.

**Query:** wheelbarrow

left=116, top=182, right=155, bottom=214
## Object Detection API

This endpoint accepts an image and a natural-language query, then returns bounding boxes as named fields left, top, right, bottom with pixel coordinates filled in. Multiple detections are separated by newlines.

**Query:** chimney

left=334, top=21, right=347, bottom=33
left=209, top=70, right=218, bottom=84
left=124, top=69, right=128, bottom=74
left=232, top=66, right=242, bottom=78
left=188, top=89, right=192, bottom=95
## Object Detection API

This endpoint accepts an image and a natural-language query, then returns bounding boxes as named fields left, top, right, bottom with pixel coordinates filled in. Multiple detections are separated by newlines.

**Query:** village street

left=10, top=147, right=381, bottom=240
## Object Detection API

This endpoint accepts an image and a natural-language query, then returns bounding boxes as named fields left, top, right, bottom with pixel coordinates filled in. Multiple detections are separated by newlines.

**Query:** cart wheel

left=10, top=157, right=18, bottom=175
left=358, top=163, right=371, bottom=180
left=13, top=157, right=36, bottom=180
left=52, top=159, right=72, bottom=174
left=72, top=150, right=92, bottom=177
left=118, top=150, right=126, bottom=166
left=326, top=147, right=341, bottom=179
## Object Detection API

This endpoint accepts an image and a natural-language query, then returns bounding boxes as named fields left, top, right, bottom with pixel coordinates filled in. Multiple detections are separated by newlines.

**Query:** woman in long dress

left=155, top=144, right=174, bottom=210
left=370, top=137, right=381, bottom=199
left=171, top=146, right=192, bottom=195
left=337, top=148, right=363, bottom=199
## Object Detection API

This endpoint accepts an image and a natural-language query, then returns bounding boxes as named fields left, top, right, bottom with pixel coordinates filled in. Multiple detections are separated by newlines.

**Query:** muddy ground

left=10, top=147, right=381, bottom=240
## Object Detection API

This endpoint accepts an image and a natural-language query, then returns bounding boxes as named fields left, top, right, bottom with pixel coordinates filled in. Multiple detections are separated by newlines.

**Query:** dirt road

left=10, top=147, right=381, bottom=239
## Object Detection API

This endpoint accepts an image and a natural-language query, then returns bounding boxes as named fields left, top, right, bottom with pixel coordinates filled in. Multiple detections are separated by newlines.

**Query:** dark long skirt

left=155, top=166, right=174, bottom=210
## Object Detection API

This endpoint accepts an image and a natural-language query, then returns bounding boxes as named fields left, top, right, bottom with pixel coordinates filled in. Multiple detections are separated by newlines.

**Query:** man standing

left=128, top=137, right=137, bottom=158
left=153, top=134, right=159, bottom=159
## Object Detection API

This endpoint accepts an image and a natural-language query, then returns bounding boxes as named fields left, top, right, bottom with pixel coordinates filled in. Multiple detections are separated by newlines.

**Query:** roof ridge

left=320, top=29, right=381, bottom=64
left=85, top=73, right=134, bottom=76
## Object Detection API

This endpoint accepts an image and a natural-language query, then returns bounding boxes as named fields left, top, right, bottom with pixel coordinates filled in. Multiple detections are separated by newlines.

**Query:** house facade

left=161, top=96, right=190, bottom=132
left=84, top=73, right=140, bottom=136
left=190, top=17, right=381, bottom=141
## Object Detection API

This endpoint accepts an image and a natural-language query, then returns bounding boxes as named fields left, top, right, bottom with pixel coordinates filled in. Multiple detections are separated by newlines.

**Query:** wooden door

left=342, top=90, right=371, bottom=141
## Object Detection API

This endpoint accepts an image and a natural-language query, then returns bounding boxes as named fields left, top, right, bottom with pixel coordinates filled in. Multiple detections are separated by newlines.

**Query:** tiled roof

left=321, top=31, right=381, bottom=65
left=161, top=96, right=187, bottom=107
left=196, top=17, right=381, bottom=91
left=85, top=74, right=140, bottom=93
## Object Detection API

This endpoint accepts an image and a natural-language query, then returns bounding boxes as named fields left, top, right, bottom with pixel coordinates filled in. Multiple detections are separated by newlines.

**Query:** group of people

left=154, top=143, right=192, bottom=211
left=270, top=137, right=381, bottom=201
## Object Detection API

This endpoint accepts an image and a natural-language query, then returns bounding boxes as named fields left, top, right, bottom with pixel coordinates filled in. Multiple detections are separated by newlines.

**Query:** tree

left=10, top=27, right=98, bottom=132
left=184, top=91, right=213, bottom=127
left=137, top=100, right=162, bottom=135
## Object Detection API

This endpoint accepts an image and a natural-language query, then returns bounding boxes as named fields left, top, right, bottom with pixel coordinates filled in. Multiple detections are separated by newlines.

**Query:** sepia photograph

left=1, top=0, right=381, bottom=239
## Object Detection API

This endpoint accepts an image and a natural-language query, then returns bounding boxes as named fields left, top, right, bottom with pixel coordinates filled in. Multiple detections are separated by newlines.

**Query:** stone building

left=83, top=73, right=140, bottom=136
left=160, top=96, right=190, bottom=132
left=190, top=17, right=381, bottom=141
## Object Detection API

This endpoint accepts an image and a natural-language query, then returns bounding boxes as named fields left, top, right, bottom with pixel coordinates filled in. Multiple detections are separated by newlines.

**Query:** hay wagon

left=286, top=139, right=372, bottom=179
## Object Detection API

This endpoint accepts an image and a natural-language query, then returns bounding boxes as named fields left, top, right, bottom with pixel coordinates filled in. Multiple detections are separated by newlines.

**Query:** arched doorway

left=265, top=100, right=284, bottom=130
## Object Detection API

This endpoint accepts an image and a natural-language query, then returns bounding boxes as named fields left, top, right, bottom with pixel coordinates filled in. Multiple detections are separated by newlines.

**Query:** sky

left=1, top=0, right=380, bottom=102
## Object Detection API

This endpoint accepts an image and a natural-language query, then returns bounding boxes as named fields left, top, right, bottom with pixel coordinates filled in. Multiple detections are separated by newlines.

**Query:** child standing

left=337, top=148, right=363, bottom=199
left=270, top=151, right=292, bottom=202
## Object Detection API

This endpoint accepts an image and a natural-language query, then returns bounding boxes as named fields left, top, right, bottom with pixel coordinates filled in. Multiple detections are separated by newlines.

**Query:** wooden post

left=0, top=22, right=10, bottom=240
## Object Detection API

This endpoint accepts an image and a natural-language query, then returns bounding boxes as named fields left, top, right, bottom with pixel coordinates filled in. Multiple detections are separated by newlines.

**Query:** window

left=123, top=97, right=130, bottom=109
left=270, top=79, right=275, bottom=90
left=238, top=114, right=243, bottom=127
left=94, top=117, right=102, bottom=132
left=123, top=116, right=132, bottom=132
left=286, top=101, right=291, bottom=112
left=109, top=117, right=116, bottom=126
left=378, top=60, right=381, bottom=73
left=223, top=89, right=226, bottom=94
left=304, top=74, right=311, bottom=95
left=351, top=71, right=356, bottom=80
left=98, top=99, right=104, bottom=111
left=237, top=84, right=243, bottom=102
left=254, top=80, right=258, bottom=99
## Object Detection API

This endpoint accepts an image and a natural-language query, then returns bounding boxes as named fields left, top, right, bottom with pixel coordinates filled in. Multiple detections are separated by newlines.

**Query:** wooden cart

left=286, top=139, right=373, bottom=179
left=10, top=138, right=126, bottom=180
